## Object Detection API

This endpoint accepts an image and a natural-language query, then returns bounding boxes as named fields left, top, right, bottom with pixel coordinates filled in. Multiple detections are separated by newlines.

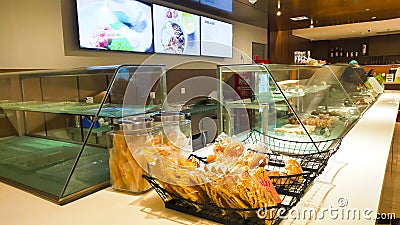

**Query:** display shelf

left=181, top=104, right=217, bottom=115
left=0, top=101, right=158, bottom=117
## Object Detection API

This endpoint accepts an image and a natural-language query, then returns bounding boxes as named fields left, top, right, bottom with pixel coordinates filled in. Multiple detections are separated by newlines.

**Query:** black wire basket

left=188, top=150, right=313, bottom=199
left=243, top=129, right=342, bottom=175
left=142, top=129, right=342, bottom=225
left=143, top=174, right=298, bottom=225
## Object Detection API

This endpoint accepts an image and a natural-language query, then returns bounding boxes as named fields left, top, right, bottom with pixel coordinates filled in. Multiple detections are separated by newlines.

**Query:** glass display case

left=0, top=65, right=166, bottom=204
left=217, top=64, right=370, bottom=153
left=140, top=64, right=354, bottom=225
left=324, top=64, right=376, bottom=113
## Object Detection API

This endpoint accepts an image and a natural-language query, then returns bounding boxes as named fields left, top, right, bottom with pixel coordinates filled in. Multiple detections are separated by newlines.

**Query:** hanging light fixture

left=310, top=18, right=314, bottom=28
left=276, top=0, right=281, bottom=16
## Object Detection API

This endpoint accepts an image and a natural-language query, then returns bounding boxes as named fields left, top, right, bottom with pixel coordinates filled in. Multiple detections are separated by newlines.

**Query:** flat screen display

left=200, top=0, right=232, bottom=12
left=153, top=4, right=200, bottom=55
left=200, top=16, right=232, bottom=58
left=76, top=0, right=153, bottom=53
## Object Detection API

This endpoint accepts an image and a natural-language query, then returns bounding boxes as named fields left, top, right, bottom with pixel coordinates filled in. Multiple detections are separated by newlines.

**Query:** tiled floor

left=378, top=123, right=400, bottom=224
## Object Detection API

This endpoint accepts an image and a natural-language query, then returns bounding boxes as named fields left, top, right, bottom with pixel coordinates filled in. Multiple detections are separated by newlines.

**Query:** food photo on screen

left=76, top=0, right=153, bottom=53
left=153, top=4, right=200, bottom=55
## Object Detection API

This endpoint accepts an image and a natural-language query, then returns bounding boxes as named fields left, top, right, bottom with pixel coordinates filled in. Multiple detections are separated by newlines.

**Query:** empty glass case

left=217, top=64, right=365, bottom=153
left=0, top=65, right=166, bottom=204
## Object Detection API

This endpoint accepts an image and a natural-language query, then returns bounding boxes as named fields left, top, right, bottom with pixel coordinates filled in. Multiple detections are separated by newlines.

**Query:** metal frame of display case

left=0, top=65, right=166, bottom=204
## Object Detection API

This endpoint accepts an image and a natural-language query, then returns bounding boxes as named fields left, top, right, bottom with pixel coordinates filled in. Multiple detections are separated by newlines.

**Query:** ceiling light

left=290, top=16, right=309, bottom=21
left=248, top=0, right=257, bottom=4
left=371, top=16, right=377, bottom=20
left=310, top=24, right=314, bottom=28
left=276, top=0, right=281, bottom=16
left=310, top=18, right=314, bottom=28
left=365, top=8, right=370, bottom=11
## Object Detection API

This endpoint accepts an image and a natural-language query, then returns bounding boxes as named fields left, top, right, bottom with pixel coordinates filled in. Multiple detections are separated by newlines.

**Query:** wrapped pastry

left=235, top=151, right=267, bottom=170
left=285, top=158, right=303, bottom=184
left=302, top=114, right=335, bottom=127
left=224, top=142, right=244, bottom=158
left=286, top=158, right=302, bottom=175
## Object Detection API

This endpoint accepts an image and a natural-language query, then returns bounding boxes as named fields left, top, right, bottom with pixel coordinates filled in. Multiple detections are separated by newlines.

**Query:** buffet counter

left=1, top=92, right=400, bottom=225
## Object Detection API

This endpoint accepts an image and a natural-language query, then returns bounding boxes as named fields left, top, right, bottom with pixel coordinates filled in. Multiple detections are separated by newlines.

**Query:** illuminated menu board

left=200, top=16, right=233, bottom=58
left=153, top=4, right=200, bottom=56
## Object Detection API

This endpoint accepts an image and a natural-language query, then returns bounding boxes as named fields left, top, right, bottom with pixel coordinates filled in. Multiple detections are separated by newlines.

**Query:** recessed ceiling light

left=290, top=16, right=309, bottom=21
left=365, top=8, right=370, bottom=11
left=276, top=11, right=281, bottom=16
left=371, top=16, right=377, bottom=19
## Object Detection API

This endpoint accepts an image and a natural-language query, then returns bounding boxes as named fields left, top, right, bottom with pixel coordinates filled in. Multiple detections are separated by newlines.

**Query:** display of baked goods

left=274, top=124, right=316, bottom=134
left=288, top=116, right=300, bottom=125
left=138, top=133, right=294, bottom=220
left=145, top=132, right=309, bottom=212
left=277, top=80, right=299, bottom=89
left=157, top=166, right=280, bottom=213
left=311, top=109, right=342, bottom=117
left=302, top=114, right=336, bottom=127
left=109, top=127, right=312, bottom=225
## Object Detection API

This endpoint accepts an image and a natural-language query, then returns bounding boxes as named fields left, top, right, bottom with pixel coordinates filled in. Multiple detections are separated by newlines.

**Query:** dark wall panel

left=269, top=31, right=312, bottom=64
left=369, top=34, right=400, bottom=56
left=312, top=41, right=329, bottom=60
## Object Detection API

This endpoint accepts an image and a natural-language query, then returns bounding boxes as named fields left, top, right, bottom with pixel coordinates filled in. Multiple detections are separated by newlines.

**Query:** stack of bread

left=109, top=131, right=152, bottom=193
left=146, top=133, right=304, bottom=223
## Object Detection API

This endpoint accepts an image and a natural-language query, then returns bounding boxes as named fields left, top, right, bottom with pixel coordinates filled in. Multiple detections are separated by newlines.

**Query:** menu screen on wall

left=201, top=17, right=232, bottom=58
left=76, top=0, right=153, bottom=53
left=153, top=4, right=200, bottom=55
left=200, top=0, right=232, bottom=12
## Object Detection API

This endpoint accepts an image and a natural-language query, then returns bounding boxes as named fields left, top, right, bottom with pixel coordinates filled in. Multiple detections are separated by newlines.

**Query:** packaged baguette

left=108, top=117, right=153, bottom=194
